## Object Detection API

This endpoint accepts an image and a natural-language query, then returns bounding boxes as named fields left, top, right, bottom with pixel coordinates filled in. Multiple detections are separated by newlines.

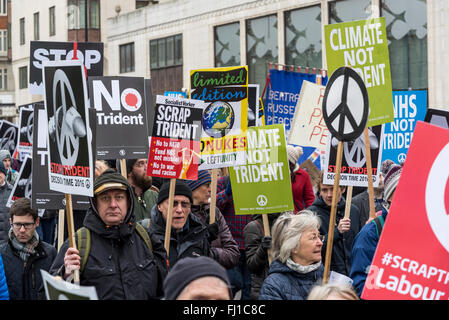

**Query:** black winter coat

left=243, top=213, right=280, bottom=300
left=150, top=206, right=211, bottom=269
left=307, top=196, right=361, bottom=276
left=50, top=197, right=168, bottom=300
left=0, top=240, right=57, bottom=300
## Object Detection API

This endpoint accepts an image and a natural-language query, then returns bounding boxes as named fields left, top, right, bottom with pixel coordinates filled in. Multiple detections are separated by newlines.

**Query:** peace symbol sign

left=52, top=69, right=80, bottom=166
left=0, top=126, right=17, bottom=153
left=322, top=67, right=369, bottom=142
left=26, top=112, right=34, bottom=144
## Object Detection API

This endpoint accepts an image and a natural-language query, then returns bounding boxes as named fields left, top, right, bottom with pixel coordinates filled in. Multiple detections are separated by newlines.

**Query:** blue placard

left=164, top=91, right=187, bottom=98
left=381, top=90, right=427, bottom=165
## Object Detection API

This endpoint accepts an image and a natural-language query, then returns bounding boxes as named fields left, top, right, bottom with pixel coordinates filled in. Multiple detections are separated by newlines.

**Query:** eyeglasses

left=173, top=200, right=191, bottom=208
left=11, top=222, right=35, bottom=230
left=310, top=234, right=325, bottom=242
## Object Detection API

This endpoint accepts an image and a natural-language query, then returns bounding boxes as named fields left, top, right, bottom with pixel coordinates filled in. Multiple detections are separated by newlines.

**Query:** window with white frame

left=0, top=69, right=7, bottom=90
left=49, top=6, right=56, bottom=37
left=0, top=0, right=6, bottom=15
left=34, top=12, right=40, bottom=41
left=0, top=30, right=7, bottom=53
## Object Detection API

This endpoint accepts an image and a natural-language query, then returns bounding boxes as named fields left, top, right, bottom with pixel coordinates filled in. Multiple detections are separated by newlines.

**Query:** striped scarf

left=8, top=229, right=40, bottom=262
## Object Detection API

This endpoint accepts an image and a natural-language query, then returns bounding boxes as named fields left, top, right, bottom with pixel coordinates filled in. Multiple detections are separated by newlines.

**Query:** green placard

left=325, top=17, right=394, bottom=127
left=229, top=124, right=293, bottom=214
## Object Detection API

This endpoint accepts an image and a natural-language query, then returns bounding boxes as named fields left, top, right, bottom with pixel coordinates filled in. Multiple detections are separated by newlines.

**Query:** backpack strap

left=372, top=215, right=385, bottom=238
left=76, top=227, right=91, bottom=273
left=135, top=222, right=153, bottom=255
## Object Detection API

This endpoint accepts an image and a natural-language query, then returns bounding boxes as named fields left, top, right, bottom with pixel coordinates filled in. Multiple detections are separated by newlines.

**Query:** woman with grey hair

left=258, top=210, right=324, bottom=300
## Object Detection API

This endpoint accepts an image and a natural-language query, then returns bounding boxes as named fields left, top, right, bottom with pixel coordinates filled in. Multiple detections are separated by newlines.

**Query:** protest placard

left=0, top=120, right=18, bottom=156
left=31, top=103, right=91, bottom=210
left=30, top=41, right=103, bottom=95
left=189, top=66, right=248, bottom=170
left=229, top=124, right=293, bottom=215
left=6, top=155, right=32, bottom=207
left=247, top=84, right=261, bottom=127
left=323, top=125, right=384, bottom=187
left=17, top=106, right=34, bottom=154
left=362, top=121, right=449, bottom=300
left=88, top=76, right=149, bottom=160
left=288, top=80, right=328, bottom=151
left=147, top=95, right=204, bottom=180
left=324, top=17, right=394, bottom=127
left=424, top=108, right=449, bottom=130
left=382, top=90, right=427, bottom=164
left=41, top=270, right=98, bottom=300
left=42, top=60, right=93, bottom=197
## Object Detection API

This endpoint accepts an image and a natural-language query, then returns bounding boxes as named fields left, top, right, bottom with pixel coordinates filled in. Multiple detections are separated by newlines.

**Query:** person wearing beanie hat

left=187, top=170, right=239, bottom=269
left=149, top=180, right=211, bottom=267
left=125, top=158, right=157, bottom=221
left=163, top=256, right=232, bottom=300
left=349, top=160, right=403, bottom=297
left=0, top=160, right=12, bottom=244
left=0, top=150, right=18, bottom=186
left=49, top=168, right=168, bottom=299
left=286, top=145, right=315, bottom=213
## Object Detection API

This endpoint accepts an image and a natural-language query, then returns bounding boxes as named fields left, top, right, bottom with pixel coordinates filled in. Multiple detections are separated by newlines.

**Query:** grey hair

left=270, top=210, right=321, bottom=263
left=307, top=283, right=359, bottom=300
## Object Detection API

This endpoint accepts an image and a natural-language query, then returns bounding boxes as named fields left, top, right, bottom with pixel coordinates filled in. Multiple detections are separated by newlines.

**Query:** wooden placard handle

left=57, top=209, right=65, bottom=252
left=344, top=185, right=353, bottom=219
left=364, top=127, right=376, bottom=219
left=323, top=140, right=343, bottom=284
left=209, top=169, right=218, bottom=224
left=65, top=193, right=80, bottom=284
left=119, top=158, right=127, bottom=179
left=164, top=178, right=177, bottom=256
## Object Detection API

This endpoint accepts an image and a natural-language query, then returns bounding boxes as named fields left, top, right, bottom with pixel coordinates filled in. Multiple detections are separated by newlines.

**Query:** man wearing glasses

left=49, top=169, right=168, bottom=300
left=149, top=180, right=211, bottom=268
left=0, top=197, right=57, bottom=300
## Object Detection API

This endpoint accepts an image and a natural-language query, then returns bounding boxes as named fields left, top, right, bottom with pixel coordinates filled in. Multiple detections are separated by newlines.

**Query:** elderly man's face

left=96, top=189, right=129, bottom=225
left=158, top=195, right=191, bottom=231
left=192, top=183, right=211, bottom=205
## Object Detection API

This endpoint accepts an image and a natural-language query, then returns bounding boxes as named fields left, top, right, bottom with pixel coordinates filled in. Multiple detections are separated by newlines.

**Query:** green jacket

left=133, top=188, right=158, bottom=221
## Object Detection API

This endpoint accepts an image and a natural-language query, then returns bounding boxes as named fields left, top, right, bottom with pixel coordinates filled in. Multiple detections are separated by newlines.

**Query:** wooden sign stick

left=65, top=193, right=80, bottom=284
left=364, top=127, right=376, bottom=219
left=323, top=140, right=344, bottom=284
left=164, top=178, right=177, bottom=256
left=262, top=214, right=272, bottom=265
left=209, top=169, right=218, bottom=224
left=344, top=185, right=353, bottom=219
left=57, top=209, right=65, bottom=252
left=119, top=159, right=127, bottom=179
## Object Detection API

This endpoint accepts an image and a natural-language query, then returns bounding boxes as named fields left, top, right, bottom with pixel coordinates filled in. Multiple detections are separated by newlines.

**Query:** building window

left=19, top=66, right=27, bottom=89
left=34, top=12, right=40, bottom=41
left=329, top=0, right=371, bottom=24
left=381, top=0, right=427, bottom=90
left=120, top=43, right=135, bottom=73
left=0, top=69, right=7, bottom=90
left=285, top=5, right=322, bottom=69
left=0, top=0, right=6, bottom=15
left=215, top=22, right=240, bottom=67
left=68, top=0, right=100, bottom=30
left=150, top=34, right=182, bottom=70
left=246, top=14, right=278, bottom=90
left=0, top=30, right=6, bottom=53
left=49, top=6, right=56, bottom=36
left=20, top=18, right=25, bottom=45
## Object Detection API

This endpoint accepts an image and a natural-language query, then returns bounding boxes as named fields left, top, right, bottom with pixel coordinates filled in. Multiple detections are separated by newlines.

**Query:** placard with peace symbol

left=322, top=67, right=369, bottom=142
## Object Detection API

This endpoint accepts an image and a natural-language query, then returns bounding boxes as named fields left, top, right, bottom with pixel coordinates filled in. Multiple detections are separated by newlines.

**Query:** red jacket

left=291, top=168, right=315, bottom=213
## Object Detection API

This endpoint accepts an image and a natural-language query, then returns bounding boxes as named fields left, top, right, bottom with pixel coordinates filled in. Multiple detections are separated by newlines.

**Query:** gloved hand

left=261, top=236, right=272, bottom=250
left=207, top=222, right=219, bottom=242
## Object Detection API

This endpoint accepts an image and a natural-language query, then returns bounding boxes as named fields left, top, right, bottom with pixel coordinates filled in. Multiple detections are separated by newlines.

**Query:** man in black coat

left=307, top=171, right=361, bottom=277
left=0, top=197, right=57, bottom=300
left=49, top=169, right=167, bottom=300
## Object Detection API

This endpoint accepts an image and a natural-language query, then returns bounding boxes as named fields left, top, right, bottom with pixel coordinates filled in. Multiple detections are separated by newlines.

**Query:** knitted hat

left=0, top=150, right=11, bottom=162
left=94, top=168, right=130, bottom=196
left=163, top=256, right=232, bottom=300
left=0, top=162, right=6, bottom=177
left=157, top=180, right=193, bottom=205
left=286, top=145, right=303, bottom=171
left=382, top=160, right=402, bottom=202
left=186, top=170, right=211, bottom=191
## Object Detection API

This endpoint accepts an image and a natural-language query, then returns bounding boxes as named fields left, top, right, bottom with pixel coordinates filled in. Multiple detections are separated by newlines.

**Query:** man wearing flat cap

left=49, top=169, right=167, bottom=300
left=149, top=180, right=211, bottom=268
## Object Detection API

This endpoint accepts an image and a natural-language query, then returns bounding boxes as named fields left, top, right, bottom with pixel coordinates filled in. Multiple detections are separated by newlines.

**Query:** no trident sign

left=321, top=66, right=369, bottom=284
